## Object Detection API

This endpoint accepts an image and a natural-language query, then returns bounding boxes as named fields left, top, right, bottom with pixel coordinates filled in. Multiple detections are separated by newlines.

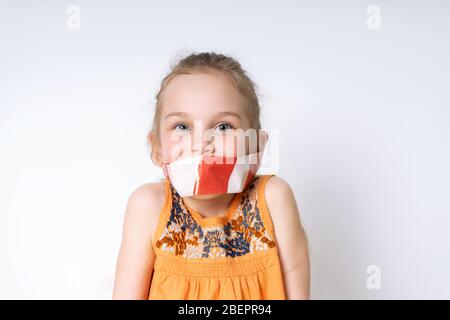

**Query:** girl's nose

left=202, top=143, right=215, bottom=156
left=192, top=140, right=215, bottom=156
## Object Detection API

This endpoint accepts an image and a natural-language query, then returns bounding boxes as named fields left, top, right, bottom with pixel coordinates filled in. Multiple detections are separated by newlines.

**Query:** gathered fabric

left=148, top=174, right=286, bottom=300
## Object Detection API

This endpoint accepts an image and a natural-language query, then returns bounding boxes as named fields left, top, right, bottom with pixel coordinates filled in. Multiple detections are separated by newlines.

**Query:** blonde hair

left=148, top=51, right=262, bottom=166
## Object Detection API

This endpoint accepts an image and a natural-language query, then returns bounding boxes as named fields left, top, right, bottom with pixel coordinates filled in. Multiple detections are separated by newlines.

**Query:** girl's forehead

left=160, top=73, right=246, bottom=120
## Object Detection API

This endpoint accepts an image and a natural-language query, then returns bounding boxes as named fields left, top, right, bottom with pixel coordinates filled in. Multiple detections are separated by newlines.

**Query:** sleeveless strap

left=151, top=178, right=172, bottom=251
left=256, top=174, right=276, bottom=240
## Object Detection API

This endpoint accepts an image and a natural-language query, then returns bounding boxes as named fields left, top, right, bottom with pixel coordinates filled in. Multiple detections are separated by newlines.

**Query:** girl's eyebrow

left=164, top=111, right=241, bottom=120
left=214, top=111, right=241, bottom=120
left=164, top=111, right=189, bottom=120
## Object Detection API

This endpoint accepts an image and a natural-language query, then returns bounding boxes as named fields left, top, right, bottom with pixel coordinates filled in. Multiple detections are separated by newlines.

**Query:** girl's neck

left=181, top=192, right=236, bottom=218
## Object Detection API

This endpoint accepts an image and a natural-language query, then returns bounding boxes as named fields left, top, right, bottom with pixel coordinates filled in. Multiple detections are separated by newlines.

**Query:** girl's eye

left=173, top=123, right=190, bottom=132
left=216, top=123, right=234, bottom=133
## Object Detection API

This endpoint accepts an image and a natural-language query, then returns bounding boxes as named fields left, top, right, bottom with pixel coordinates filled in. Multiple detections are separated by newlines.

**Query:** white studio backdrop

left=1, top=0, right=449, bottom=299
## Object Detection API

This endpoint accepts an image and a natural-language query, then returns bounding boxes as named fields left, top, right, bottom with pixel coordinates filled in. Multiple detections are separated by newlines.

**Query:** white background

left=1, top=0, right=449, bottom=299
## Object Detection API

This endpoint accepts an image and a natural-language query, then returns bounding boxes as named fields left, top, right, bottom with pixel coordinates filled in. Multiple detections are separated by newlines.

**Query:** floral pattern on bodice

left=155, top=176, right=276, bottom=259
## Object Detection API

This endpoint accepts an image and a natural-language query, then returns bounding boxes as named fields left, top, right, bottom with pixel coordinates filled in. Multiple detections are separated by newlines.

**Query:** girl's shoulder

left=127, top=180, right=167, bottom=210
left=254, top=174, right=292, bottom=201
left=263, top=174, right=292, bottom=197
left=125, top=179, right=168, bottom=242
left=258, top=174, right=299, bottom=232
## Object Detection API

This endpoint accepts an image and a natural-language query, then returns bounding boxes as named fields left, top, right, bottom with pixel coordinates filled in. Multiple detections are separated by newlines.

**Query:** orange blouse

left=148, top=174, right=286, bottom=300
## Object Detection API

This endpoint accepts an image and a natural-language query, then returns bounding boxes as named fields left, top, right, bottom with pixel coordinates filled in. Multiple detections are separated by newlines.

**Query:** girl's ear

left=147, top=131, right=163, bottom=167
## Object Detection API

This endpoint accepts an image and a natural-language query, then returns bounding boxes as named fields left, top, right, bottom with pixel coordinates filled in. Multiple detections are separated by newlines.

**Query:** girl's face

left=157, top=71, right=254, bottom=165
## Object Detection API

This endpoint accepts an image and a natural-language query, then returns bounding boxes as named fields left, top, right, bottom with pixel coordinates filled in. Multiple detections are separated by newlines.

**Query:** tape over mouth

left=162, top=151, right=265, bottom=197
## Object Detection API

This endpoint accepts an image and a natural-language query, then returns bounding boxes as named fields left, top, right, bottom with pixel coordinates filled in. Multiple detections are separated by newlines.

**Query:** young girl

left=112, top=52, right=310, bottom=300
